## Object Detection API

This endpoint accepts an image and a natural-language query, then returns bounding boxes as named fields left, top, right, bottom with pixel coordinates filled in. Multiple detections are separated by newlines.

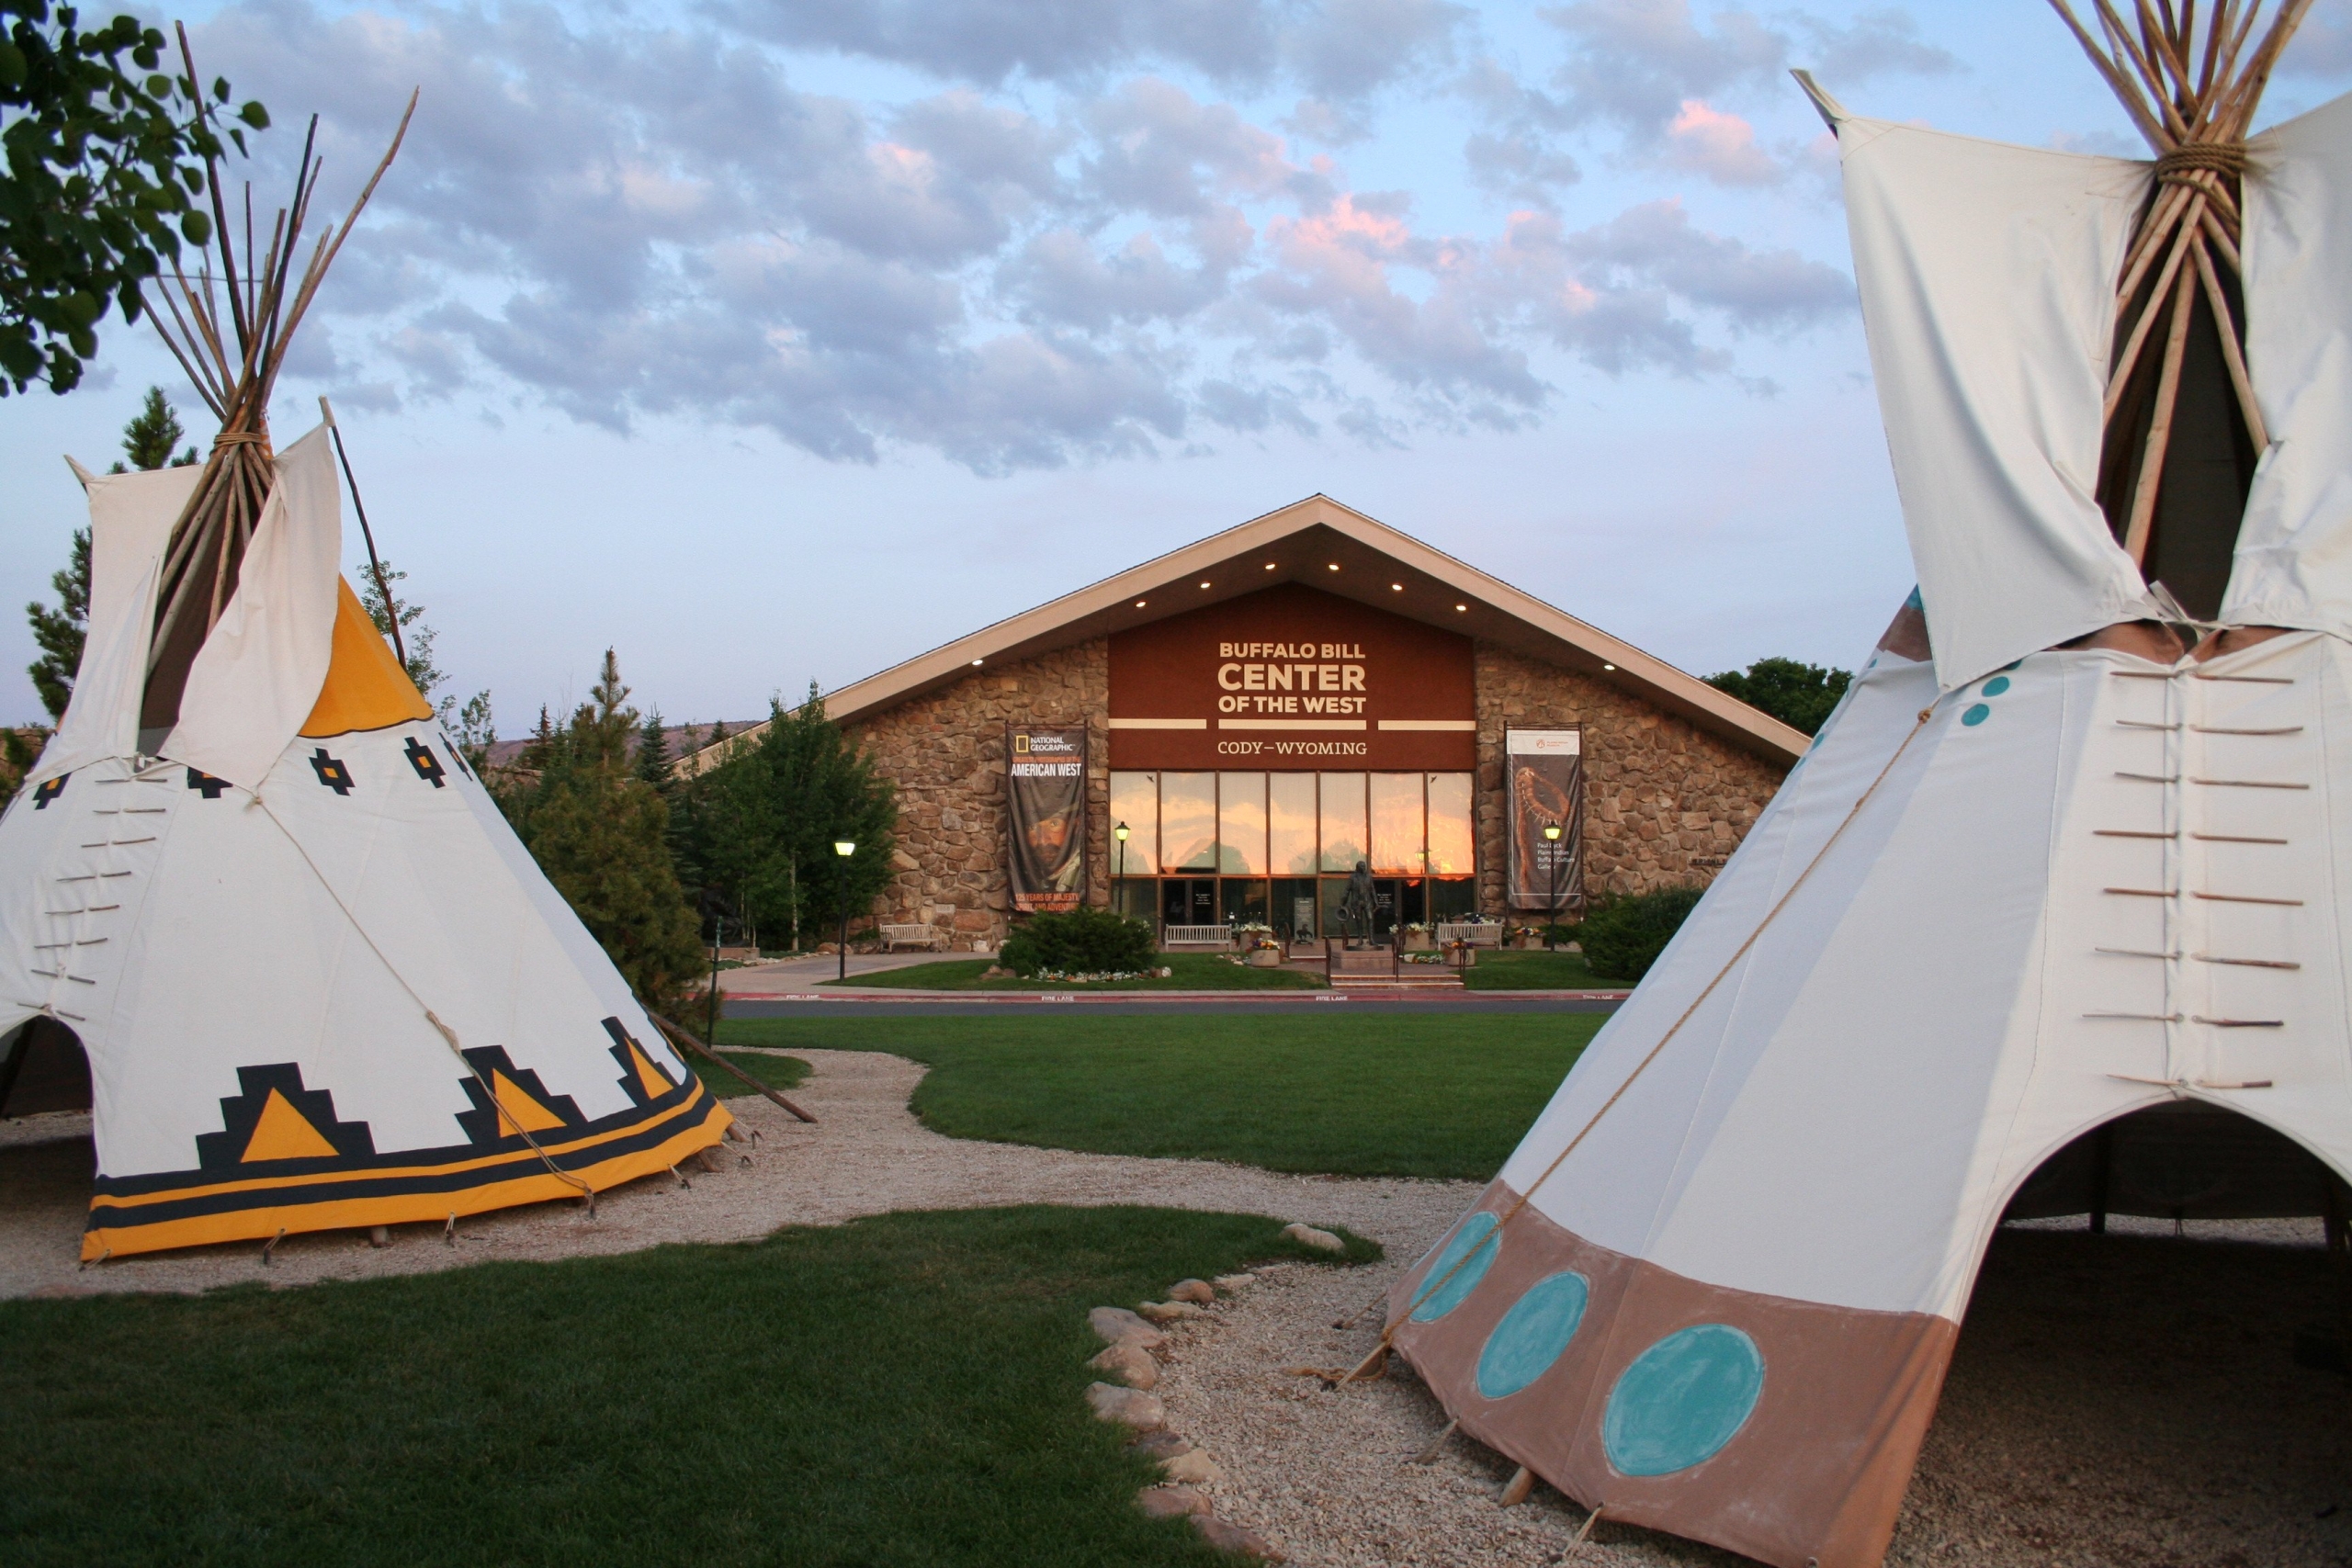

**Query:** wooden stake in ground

left=646, top=1010, right=820, bottom=1123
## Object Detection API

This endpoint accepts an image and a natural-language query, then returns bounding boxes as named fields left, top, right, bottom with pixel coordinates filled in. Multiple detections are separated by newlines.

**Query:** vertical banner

left=1506, top=728, right=1585, bottom=912
left=1007, top=726, right=1088, bottom=913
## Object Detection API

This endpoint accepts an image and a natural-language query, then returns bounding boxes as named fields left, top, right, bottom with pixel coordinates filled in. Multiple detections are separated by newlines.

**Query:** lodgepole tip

left=1791, top=69, right=1849, bottom=131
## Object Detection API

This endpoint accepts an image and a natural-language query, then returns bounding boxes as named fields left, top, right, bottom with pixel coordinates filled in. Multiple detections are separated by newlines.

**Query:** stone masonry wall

left=842, top=635, right=1790, bottom=947
left=843, top=639, right=1109, bottom=949
left=1474, top=642, right=1788, bottom=913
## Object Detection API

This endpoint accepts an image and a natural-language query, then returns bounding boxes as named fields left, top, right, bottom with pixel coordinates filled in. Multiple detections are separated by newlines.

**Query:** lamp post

left=706, top=908, right=724, bottom=1043
left=1543, top=820, right=1564, bottom=950
left=1114, top=821, right=1129, bottom=919
left=833, top=839, right=856, bottom=983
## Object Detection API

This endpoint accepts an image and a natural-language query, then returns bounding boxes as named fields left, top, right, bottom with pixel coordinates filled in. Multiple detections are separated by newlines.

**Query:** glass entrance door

left=1160, top=878, right=1216, bottom=930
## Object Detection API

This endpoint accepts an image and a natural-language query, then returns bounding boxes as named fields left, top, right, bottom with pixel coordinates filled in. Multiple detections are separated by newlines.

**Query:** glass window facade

left=1217, top=772, right=1267, bottom=874
left=1108, top=770, right=1477, bottom=940
left=1109, top=771, right=1158, bottom=883
left=1268, top=773, right=1318, bottom=874
left=1159, top=772, right=1216, bottom=872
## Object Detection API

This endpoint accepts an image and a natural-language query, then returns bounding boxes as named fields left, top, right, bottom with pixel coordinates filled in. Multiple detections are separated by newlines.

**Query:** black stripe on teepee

left=87, top=1092, right=723, bottom=1231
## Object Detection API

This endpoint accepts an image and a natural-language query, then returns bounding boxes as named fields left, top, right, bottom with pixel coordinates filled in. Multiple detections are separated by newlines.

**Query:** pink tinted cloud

left=1662, top=98, right=1780, bottom=186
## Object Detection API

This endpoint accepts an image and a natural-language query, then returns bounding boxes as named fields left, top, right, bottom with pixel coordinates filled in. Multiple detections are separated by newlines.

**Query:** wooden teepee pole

left=2048, top=0, right=2313, bottom=568
left=140, top=28, right=416, bottom=728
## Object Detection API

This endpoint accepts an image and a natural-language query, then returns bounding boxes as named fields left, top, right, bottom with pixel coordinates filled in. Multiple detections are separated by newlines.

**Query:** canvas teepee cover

left=1383, top=19, right=2352, bottom=1568
left=0, top=81, right=728, bottom=1258
left=0, top=434, right=730, bottom=1260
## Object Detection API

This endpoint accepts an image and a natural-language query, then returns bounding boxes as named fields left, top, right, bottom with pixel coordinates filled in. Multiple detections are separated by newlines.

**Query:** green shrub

left=1577, top=886, right=1705, bottom=982
left=999, top=906, right=1157, bottom=976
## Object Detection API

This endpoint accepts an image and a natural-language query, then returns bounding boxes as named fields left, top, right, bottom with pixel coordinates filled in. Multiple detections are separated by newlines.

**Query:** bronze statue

left=1340, top=859, right=1376, bottom=947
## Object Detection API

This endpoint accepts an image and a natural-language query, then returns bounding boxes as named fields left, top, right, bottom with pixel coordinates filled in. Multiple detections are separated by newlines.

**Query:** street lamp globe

left=1542, top=822, right=1562, bottom=842
left=834, top=840, right=855, bottom=857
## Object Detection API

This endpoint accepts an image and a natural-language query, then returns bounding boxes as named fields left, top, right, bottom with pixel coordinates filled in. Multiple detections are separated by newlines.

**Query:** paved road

left=725, top=995, right=1624, bottom=1018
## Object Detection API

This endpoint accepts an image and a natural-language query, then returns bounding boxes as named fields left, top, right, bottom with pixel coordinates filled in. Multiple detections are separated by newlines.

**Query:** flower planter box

left=1401, top=932, right=1433, bottom=952
left=1245, top=948, right=1283, bottom=968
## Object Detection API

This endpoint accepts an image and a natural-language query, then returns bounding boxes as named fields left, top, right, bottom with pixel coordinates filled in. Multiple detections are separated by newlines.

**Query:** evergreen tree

left=356, top=558, right=443, bottom=701
left=29, top=387, right=194, bottom=717
left=676, top=682, right=897, bottom=951
left=502, top=651, right=703, bottom=1015
left=107, top=386, right=198, bottom=472
left=635, top=710, right=674, bottom=795
left=25, top=527, right=88, bottom=721
left=1704, top=657, right=1853, bottom=737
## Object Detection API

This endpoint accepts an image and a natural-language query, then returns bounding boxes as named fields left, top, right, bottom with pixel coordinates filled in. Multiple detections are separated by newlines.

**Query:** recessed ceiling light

left=1264, top=562, right=1276, bottom=570
left=1602, top=662, right=1616, bottom=671
left=1200, top=581, right=1212, bottom=589
left=1135, top=599, right=1147, bottom=608
left=1390, top=582, right=1404, bottom=592
left=971, top=658, right=982, bottom=666
left=1328, top=563, right=1340, bottom=571
left=1454, top=604, right=1467, bottom=612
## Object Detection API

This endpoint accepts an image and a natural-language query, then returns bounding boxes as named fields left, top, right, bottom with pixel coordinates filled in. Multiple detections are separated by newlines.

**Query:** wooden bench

left=1436, top=921, right=1503, bottom=947
left=1159, top=924, right=1232, bottom=949
left=879, top=923, right=945, bottom=952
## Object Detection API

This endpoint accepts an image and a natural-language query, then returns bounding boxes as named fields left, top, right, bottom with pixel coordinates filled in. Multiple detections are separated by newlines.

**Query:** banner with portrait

left=1007, top=726, right=1087, bottom=913
left=1506, top=728, right=1585, bottom=912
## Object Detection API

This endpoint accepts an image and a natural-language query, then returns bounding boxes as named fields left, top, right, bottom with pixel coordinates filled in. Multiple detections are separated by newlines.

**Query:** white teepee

left=1384, top=22, right=2352, bottom=1568
left=0, top=433, right=729, bottom=1259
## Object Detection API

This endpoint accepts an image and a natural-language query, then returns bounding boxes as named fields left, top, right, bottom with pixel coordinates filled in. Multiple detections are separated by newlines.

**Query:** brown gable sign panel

left=1109, top=584, right=1476, bottom=770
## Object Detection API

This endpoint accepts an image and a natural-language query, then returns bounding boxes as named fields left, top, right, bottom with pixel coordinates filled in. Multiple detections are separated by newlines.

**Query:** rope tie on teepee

left=425, top=1010, right=597, bottom=1212
left=1332, top=705, right=1938, bottom=1387
left=2154, top=141, right=2249, bottom=182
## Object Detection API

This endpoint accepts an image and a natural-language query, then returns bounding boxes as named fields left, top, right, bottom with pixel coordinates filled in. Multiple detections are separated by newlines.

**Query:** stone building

left=688, top=496, right=1805, bottom=949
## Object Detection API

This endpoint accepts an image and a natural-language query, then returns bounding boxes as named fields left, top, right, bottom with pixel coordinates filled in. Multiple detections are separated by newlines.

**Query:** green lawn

left=684, top=1047, right=812, bottom=1100
left=0, top=1207, right=1372, bottom=1567
left=1460, top=949, right=1620, bottom=990
left=719, top=1013, right=1601, bottom=1180
left=833, top=952, right=1323, bottom=991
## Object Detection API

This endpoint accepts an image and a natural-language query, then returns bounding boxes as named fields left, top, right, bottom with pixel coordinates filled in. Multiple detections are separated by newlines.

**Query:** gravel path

left=0, top=1049, right=1473, bottom=1300
left=6, top=1054, right=2346, bottom=1568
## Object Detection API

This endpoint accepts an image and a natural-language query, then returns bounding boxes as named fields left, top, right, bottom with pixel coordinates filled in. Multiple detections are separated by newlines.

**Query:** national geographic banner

left=1506, top=728, right=1585, bottom=912
left=1007, top=726, right=1087, bottom=913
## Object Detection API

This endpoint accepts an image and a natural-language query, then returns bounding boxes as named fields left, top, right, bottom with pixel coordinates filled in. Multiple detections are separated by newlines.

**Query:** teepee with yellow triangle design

left=0, top=88, right=727, bottom=1258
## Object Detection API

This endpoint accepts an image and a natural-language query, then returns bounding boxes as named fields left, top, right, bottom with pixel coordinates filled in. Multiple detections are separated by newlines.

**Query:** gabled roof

left=683, top=494, right=1808, bottom=773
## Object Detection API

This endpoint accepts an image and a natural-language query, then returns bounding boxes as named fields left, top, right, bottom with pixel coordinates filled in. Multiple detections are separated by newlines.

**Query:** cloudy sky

left=7, top=0, right=2352, bottom=732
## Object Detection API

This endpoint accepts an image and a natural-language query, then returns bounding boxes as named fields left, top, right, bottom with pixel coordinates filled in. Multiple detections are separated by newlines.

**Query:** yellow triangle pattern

left=629, top=1043, right=675, bottom=1100
left=492, top=1071, right=568, bottom=1134
left=242, top=1089, right=340, bottom=1163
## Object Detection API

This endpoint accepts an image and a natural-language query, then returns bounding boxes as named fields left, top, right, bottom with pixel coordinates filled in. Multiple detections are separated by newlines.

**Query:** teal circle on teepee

left=1409, top=1212, right=1500, bottom=1322
left=1601, top=1324, right=1764, bottom=1476
left=1962, top=704, right=1990, bottom=726
left=1476, top=1269, right=1589, bottom=1398
left=1982, top=675, right=2011, bottom=695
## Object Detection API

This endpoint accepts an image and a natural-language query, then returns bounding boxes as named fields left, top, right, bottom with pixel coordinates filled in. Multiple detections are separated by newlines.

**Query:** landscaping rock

left=1136, top=1485, right=1211, bottom=1520
left=1191, top=1515, right=1283, bottom=1560
left=1089, top=1342, right=1159, bottom=1389
left=1086, top=1382, right=1165, bottom=1430
left=1279, top=1223, right=1345, bottom=1254
left=1137, top=1300, right=1205, bottom=1324
left=979, top=964, right=1012, bottom=979
left=1128, top=1431, right=1193, bottom=1461
left=1167, top=1278, right=1216, bottom=1304
left=1210, top=1273, right=1256, bottom=1292
left=1162, top=1448, right=1226, bottom=1485
left=1089, top=1305, right=1166, bottom=1348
